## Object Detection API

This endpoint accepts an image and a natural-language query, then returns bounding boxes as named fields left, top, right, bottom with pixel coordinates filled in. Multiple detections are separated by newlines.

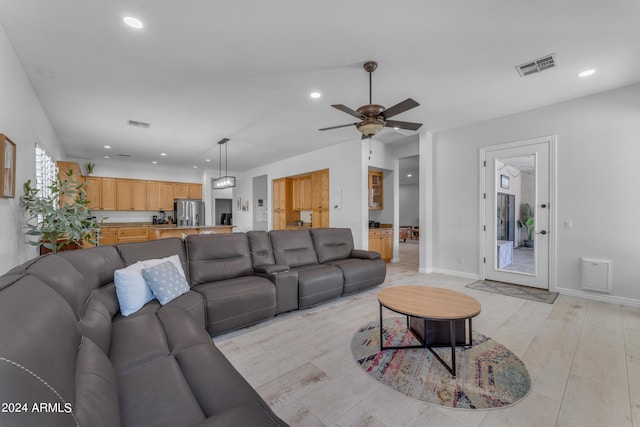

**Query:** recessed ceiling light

left=193, top=165, right=198, bottom=169
left=104, top=145, right=111, bottom=149
left=104, top=156, right=110, bottom=159
left=577, top=69, right=596, bottom=78
left=123, top=16, right=144, bottom=29
left=310, top=92, right=321, bottom=99
left=152, top=161, right=158, bottom=164
left=407, top=174, right=412, bottom=178
left=160, top=153, right=167, bottom=156
left=205, top=159, right=211, bottom=162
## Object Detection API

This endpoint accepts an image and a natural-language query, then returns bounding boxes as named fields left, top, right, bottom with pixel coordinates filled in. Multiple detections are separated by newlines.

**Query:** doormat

left=351, top=318, right=531, bottom=409
left=467, top=280, right=558, bottom=304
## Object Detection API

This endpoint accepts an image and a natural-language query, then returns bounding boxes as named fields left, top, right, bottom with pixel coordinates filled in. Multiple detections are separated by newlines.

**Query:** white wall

left=433, top=83, right=640, bottom=304
left=233, top=138, right=368, bottom=247
left=0, top=25, right=66, bottom=274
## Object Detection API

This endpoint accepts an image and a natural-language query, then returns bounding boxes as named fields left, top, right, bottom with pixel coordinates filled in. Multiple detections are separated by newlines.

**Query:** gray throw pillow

left=141, top=260, right=190, bottom=305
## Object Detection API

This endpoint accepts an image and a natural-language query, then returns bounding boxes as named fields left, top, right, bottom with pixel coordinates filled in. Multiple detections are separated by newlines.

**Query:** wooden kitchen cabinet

left=85, top=176, right=101, bottom=210
left=98, top=227, right=118, bottom=246
left=188, top=183, right=202, bottom=200
left=117, top=226, right=149, bottom=244
left=311, top=210, right=329, bottom=228
left=173, top=183, right=189, bottom=199
left=369, top=228, right=393, bottom=262
left=56, top=161, right=84, bottom=207
left=311, top=169, right=329, bottom=210
left=116, top=179, right=147, bottom=210
left=292, top=175, right=312, bottom=211
left=272, top=178, right=292, bottom=230
left=368, top=170, right=383, bottom=210
left=100, top=178, right=117, bottom=210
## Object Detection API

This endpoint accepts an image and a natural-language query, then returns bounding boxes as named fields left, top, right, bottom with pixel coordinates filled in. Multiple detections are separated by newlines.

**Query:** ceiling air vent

left=516, top=54, right=557, bottom=77
left=117, top=154, right=131, bottom=157
left=127, top=119, right=151, bottom=128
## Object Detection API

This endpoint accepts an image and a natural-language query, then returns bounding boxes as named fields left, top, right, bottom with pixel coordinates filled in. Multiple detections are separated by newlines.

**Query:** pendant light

left=212, top=138, right=236, bottom=189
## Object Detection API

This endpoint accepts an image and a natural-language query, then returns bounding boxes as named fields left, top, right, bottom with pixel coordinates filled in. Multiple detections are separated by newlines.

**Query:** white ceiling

left=1, top=0, right=639, bottom=172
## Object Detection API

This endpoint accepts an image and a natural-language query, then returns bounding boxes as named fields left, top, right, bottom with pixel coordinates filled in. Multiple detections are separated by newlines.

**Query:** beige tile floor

left=214, top=242, right=640, bottom=426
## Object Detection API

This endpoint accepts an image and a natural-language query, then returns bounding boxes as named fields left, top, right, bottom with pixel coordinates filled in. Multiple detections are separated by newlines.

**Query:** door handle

left=536, top=230, right=547, bottom=235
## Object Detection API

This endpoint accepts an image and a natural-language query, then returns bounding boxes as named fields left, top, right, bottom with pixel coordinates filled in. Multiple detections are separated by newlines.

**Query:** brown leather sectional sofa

left=0, top=228, right=385, bottom=427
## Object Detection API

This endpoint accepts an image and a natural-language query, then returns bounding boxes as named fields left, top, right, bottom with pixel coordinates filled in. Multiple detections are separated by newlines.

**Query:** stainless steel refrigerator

left=174, top=199, right=205, bottom=226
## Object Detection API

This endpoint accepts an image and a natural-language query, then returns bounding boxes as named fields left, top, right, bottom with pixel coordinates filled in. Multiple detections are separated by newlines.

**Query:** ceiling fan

left=319, top=61, right=423, bottom=139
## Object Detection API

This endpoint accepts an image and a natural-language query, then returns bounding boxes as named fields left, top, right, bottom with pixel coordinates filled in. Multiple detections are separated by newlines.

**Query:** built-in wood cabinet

left=56, top=161, right=84, bottom=207
left=100, top=178, right=117, bottom=210
left=116, top=226, right=149, bottom=244
left=369, top=228, right=393, bottom=262
left=272, top=169, right=329, bottom=230
left=85, top=176, right=101, bottom=210
left=84, top=176, right=199, bottom=211
left=368, top=170, right=384, bottom=210
left=98, top=227, right=118, bottom=246
left=272, top=178, right=292, bottom=230
left=116, top=179, right=147, bottom=211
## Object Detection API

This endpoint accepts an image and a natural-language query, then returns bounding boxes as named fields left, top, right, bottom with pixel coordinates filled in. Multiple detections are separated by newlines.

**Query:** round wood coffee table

left=377, top=286, right=481, bottom=377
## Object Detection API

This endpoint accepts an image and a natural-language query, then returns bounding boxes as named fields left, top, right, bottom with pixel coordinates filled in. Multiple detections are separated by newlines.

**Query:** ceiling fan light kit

left=319, top=60, right=423, bottom=139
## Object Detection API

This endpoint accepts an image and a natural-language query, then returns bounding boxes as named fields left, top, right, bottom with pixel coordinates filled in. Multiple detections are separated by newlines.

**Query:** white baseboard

left=557, top=287, right=640, bottom=308
left=430, top=268, right=480, bottom=281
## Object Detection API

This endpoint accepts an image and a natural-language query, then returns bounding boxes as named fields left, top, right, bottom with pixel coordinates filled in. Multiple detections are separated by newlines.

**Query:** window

left=35, top=144, right=57, bottom=204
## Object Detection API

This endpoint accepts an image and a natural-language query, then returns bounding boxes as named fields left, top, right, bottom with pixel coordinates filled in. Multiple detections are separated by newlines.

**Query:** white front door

left=481, top=137, right=555, bottom=289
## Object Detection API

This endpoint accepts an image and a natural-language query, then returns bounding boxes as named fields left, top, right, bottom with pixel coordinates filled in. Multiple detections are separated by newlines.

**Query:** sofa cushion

left=116, top=238, right=190, bottom=282
left=195, top=276, right=276, bottom=335
left=61, top=245, right=125, bottom=292
left=291, top=264, right=344, bottom=308
left=81, top=283, right=120, bottom=355
left=309, top=228, right=354, bottom=263
left=186, top=234, right=254, bottom=284
left=247, top=230, right=276, bottom=267
left=26, top=253, right=90, bottom=320
left=114, top=261, right=155, bottom=316
left=269, top=230, right=319, bottom=268
left=74, top=337, right=121, bottom=427
left=142, top=261, right=191, bottom=305
left=325, top=257, right=386, bottom=294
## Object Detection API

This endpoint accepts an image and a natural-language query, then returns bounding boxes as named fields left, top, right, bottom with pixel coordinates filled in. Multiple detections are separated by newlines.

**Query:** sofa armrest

left=350, top=249, right=381, bottom=260
left=254, top=264, right=290, bottom=275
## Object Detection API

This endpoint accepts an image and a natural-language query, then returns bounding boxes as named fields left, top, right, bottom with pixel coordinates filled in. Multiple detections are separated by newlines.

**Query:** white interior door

left=482, top=138, right=553, bottom=289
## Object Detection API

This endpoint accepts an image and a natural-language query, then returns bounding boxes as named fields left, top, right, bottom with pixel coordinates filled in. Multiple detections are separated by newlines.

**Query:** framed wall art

left=0, top=134, right=16, bottom=198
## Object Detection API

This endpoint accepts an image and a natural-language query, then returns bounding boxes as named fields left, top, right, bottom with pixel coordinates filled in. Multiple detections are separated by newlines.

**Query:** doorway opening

left=214, top=198, right=232, bottom=225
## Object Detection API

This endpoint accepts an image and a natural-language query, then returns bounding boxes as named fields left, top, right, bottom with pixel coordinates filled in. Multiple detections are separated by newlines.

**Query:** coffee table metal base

left=379, top=304, right=474, bottom=378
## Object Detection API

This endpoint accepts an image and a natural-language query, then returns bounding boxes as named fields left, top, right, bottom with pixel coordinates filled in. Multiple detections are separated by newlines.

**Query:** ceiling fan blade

left=385, top=119, right=423, bottom=131
left=381, top=98, right=420, bottom=119
left=319, top=123, right=357, bottom=131
left=331, top=104, right=364, bottom=119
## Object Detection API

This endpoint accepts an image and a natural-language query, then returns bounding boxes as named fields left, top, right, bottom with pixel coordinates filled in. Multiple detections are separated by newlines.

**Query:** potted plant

left=20, top=168, right=101, bottom=254
left=518, top=203, right=535, bottom=248
left=84, top=162, right=95, bottom=176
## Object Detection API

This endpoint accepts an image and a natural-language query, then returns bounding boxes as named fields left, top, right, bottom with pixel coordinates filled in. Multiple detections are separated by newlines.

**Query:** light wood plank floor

left=214, top=242, right=640, bottom=427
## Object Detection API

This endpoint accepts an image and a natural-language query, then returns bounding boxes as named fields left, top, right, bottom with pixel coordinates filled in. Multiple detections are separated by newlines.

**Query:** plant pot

left=524, top=239, right=534, bottom=248
left=40, top=239, right=83, bottom=255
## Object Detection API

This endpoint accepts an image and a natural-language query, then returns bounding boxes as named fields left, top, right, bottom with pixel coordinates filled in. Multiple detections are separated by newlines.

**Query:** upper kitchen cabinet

left=116, top=179, right=147, bottom=210
left=148, top=181, right=174, bottom=211
left=85, top=176, right=101, bottom=210
left=368, top=170, right=383, bottom=210
left=188, top=183, right=202, bottom=200
left=56, top=161, right=84, bottom=207
left=100, top=178, right=117, bottom=210
left=292, top=175, right=312, bottom=211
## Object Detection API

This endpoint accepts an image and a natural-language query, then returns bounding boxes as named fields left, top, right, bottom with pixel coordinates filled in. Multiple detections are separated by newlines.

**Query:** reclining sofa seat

left=185, top=233, right=276, bottom=336
left=309, top=228, right=387, bottom=295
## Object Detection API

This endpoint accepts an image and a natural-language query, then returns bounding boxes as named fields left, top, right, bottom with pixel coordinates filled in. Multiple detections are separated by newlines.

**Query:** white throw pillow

left=114, top=261, right=155, bottom=316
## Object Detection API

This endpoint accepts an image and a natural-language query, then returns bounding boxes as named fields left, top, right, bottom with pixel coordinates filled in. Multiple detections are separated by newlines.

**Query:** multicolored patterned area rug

left=351, top=318, right=531, bottom=409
